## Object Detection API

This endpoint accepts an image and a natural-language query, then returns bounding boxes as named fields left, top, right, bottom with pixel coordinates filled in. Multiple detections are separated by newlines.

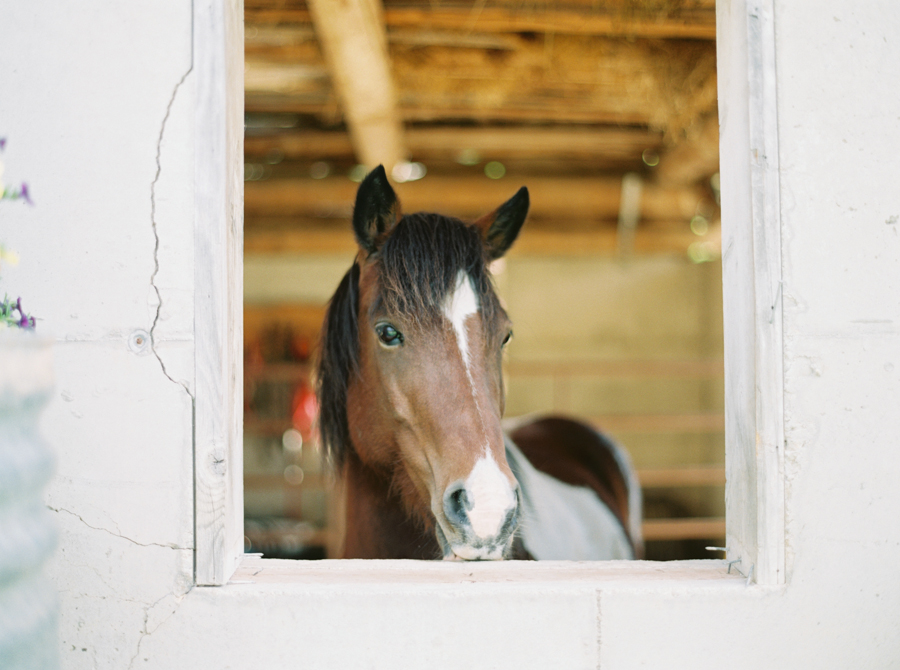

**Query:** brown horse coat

left=317, top=165, right=641, bottom=560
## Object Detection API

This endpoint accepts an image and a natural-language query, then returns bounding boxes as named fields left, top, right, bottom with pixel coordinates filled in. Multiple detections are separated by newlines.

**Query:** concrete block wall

left=0, top=1, right=898, bottom=667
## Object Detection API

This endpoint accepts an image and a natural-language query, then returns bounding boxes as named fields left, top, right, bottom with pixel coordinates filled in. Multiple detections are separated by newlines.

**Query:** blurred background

left=241, top=0, right=723, bottom=561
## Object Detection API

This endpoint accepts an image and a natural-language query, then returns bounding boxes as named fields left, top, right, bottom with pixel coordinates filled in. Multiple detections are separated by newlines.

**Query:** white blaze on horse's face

left=438, top=270, right=519, bottom=560
left=443, top=270, right=479, bottom=376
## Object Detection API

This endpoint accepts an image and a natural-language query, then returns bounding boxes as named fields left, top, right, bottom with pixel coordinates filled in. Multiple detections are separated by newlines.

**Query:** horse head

left=318, top=165, right=529, bottom=560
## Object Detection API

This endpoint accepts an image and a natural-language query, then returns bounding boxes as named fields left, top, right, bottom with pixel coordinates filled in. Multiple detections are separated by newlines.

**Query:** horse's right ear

left=352, top=165, right=401, bottom=254
left=473, top=186, right=529, bottom=260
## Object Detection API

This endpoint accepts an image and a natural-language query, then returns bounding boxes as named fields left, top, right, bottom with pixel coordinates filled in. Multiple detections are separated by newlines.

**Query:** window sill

left=225, top=555, right=749, bottom=593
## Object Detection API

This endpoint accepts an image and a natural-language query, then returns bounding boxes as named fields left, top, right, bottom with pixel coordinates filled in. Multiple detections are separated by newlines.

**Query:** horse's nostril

left=443, top=484, right=470, bottom=528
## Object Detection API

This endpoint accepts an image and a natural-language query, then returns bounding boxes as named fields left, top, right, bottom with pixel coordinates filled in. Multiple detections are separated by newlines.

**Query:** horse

left=316, top=165, right=642, bottom=561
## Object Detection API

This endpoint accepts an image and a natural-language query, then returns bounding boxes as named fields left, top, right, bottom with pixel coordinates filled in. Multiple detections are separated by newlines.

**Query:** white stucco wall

left=1, top=1, right=898, bottom=668
left=0, top=2, right=196, bottom=666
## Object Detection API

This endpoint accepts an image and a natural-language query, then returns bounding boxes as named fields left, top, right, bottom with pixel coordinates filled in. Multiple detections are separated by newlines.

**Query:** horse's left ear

left=352, top=165, right=402, bottom=254
left=473, top=186, right=529, bottom=260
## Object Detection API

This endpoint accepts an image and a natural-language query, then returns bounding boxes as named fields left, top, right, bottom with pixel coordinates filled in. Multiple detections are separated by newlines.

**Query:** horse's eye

left=502, top=330, right=513, bottom=347
left=376, top=323, right=404, bottom=347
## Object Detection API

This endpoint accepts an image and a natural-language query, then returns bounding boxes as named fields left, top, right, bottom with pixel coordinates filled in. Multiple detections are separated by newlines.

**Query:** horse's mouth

left=444, top=545, right=506, bottom=561
left=435, top=523, right=511, bottom=561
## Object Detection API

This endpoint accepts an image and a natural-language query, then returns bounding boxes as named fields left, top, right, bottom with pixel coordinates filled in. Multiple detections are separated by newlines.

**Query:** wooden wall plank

left=506, top=359, right=724, bottom=378
left=642, top=518, right=725, bottom=541
left=588, top=413, right=725, bottom=434
left=638, top=466, right=726, bottom=488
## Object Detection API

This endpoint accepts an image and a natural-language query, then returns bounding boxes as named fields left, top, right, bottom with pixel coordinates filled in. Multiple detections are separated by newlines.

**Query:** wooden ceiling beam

left=404, top=127, right=661, bottom=161
left=244, top=30, right=718, bottom=133
left=244, top=127, right=662, bottom=162
left=244, top=176, right=707, bottom=222
left=243, top=95, right=658, bottom=125
left=385, top=6, right=716, bottom=40
left=245, top=131, right=353, bottom=159
left=243, top=220, right=706, bottom=256
left=306, top=0, right=407, bottom=171
left=245, top=5, right=716, bottom=40
left=388, top=31, right=717, bottom=137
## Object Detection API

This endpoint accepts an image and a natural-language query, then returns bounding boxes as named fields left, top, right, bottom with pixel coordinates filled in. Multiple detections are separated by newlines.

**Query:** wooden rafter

left=245, top=30, right=718, bottom=134
left=244, top=126, right=663, bottom=162
left=244, top=176, right=707, bottom=222
left=243, top=219, right=704, bottom=257
left=242, top=0, right=722, bottom=256
left=382, top=5, right=715, bottom=40
left=245, top=3, right=716, bottom=40
left=306, top=0, right=407, bottom=171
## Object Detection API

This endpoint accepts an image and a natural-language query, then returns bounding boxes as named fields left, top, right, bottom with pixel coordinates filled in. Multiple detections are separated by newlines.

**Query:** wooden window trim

left=192, top=0, right=786, bottom=587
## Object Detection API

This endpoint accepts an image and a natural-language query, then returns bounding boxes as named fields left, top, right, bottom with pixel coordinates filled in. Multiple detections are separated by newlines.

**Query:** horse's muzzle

left=438, top=481, right=520, bottom=560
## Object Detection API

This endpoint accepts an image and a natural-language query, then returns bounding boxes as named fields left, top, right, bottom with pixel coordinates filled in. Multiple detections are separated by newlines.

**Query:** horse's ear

left=473, top=186, right=529, bottom=260
left=352, top=165, right=401, bottom=254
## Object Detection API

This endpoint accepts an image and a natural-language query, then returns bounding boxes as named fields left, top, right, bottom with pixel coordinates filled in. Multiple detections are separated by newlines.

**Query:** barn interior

left=241, top=0, right=724, bottom=561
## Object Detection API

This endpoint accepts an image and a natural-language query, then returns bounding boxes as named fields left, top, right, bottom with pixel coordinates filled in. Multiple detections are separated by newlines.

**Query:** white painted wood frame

left=192, top=0, right=786, bottom=586
left=718, top=0, right=786, bottom=586
left=194, top=0, right=245, bottom=586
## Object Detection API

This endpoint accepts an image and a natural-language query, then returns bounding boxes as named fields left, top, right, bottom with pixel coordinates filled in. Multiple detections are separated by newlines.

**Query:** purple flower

left=19, top=183, right=33, bottom=206
left=0, top=138, right=6, bottom=151
left=11, top=297, right=35, bottom=329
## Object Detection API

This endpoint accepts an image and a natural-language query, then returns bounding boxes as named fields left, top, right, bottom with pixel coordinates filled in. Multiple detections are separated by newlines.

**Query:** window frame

left=192, top=0, right=786, bottom=587
left=193, top=0, right=246, bottom=586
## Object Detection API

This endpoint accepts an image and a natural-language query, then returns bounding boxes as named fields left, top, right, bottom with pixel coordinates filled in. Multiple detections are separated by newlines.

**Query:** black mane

left=316, top=213, right=501, bottom=467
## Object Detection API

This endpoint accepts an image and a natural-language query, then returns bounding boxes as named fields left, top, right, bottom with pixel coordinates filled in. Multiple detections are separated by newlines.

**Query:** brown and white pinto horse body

left=505, top=418, right=642, bottom=560
left=317, top=165, right=641, bottom=561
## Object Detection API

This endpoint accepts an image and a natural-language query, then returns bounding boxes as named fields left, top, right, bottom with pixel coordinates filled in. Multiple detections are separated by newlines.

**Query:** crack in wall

left=149, top=64, right=195, bottom=401
left=48, top=506, right=192, bottom=551
left=127, top=585, right=195, bottom=670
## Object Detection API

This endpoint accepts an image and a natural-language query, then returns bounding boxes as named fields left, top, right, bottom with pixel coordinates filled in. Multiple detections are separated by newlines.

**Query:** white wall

left=1, top=1, right=899, bottom=668
left=776, top=0, right=900, bottom=607
left=0, top=2, right=196, bottom=666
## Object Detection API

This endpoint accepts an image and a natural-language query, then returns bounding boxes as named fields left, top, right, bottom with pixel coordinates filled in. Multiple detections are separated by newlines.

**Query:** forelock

left=375, top=213, right=500, bottom=325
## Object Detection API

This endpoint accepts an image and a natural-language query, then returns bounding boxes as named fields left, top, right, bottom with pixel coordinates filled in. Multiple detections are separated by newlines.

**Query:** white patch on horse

left=442, top=270, right=479, bottom=376
left=504, top=436, right=633, bottom=560
left=464, top=448, right=517, bottom=539
left=442, top=270, right=491, bottom=443
left=441, top=270, right=513, bottom=549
